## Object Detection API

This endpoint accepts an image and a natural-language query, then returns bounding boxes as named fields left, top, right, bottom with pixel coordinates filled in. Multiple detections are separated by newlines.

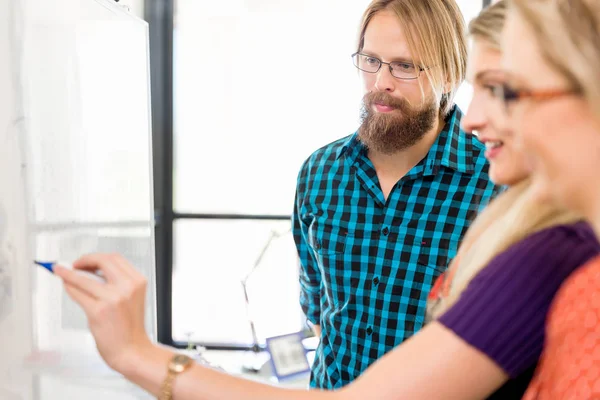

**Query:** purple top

left=439, top=221, right=600, bottom=398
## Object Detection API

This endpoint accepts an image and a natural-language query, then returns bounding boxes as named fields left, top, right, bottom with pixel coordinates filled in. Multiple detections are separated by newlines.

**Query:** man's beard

left=358, top=91, right=438, bottom=155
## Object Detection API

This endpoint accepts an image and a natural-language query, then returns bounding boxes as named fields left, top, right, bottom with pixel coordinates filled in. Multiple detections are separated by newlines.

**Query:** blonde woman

left=487, top=0, right=600, bottom=398
left=54, top=3, right=599, bottom=400
left=425, top=1, right=598, bottom=398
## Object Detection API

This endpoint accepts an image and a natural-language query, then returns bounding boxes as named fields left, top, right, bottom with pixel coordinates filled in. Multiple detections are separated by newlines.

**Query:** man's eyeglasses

left=352, top=52, right=427, bottom=80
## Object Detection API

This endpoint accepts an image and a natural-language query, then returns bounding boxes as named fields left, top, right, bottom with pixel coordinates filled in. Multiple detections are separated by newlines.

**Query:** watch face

left=171, top=354, right=192, bottom=373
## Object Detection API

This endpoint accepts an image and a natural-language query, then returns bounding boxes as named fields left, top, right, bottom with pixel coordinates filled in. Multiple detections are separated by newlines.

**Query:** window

left=454, top=0, right=488, bottom=111
left=155, top=0, right=485, bottom=348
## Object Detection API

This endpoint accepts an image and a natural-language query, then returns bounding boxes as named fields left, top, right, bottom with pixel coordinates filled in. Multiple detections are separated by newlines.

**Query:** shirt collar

left=337, top=105, right=475, bottom=175
left=425, top=106, right=474, bottom=175
left=336, top=134, right=363, bottom=163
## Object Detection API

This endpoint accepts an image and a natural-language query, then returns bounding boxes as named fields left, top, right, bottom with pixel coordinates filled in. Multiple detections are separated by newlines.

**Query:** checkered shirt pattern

left=292, top=106, right=500, bottom=389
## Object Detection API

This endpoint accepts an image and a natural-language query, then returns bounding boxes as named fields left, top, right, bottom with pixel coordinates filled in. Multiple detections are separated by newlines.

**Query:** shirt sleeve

left=438, top=223, right=600, bottom=378
left=292, top=159, right=321, bottom=325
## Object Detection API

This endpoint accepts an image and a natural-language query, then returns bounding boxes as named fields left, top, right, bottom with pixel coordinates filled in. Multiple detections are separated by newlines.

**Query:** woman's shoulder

left=544, top=220, right=599, bottom=243
left=523, top=220, right=598, bottom=249
left=474, top=222, right=600, bottom=287
left=437, top=225, right=598, bottom=381
left=481, top=221, right=600, bottom=280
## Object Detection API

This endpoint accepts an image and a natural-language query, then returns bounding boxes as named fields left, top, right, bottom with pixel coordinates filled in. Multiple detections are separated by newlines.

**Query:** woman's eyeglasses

left=488, top=81, right=579, bottom=116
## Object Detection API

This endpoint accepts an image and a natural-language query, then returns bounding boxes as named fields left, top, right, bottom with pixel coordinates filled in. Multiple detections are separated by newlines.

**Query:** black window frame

left=146, top=0, right=290, bottom=350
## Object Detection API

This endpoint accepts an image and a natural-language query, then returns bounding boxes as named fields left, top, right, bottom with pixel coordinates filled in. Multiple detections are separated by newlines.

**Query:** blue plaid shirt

left=292, top=106, right=500, bottom=389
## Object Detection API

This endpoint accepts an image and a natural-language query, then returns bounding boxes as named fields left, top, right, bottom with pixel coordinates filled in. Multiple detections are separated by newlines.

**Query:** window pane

left=173, top=1, right=372, bottom=215
left=172, top=219, right=304, bottom=345
left=454, top=0, right=482, bottom=112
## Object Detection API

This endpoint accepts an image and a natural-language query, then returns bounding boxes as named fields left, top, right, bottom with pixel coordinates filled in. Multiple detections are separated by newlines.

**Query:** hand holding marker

left=34, top=260, right=107, bottom=283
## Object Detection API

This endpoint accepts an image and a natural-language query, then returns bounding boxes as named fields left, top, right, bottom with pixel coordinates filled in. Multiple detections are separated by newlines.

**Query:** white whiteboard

left=0, top=0, right=156, bottom=398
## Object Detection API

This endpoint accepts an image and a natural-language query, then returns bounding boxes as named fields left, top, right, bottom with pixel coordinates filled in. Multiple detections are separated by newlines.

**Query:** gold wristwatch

left=159, top=354, right=193, bottom=400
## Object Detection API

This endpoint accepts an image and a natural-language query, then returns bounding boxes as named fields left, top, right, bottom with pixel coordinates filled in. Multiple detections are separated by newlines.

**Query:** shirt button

left=367, top=326, right=373, bottom=335
left=373, top=276, right=380, bottom=286
left=315, top=240, right=321, bottom=250
left=382, top=227, right=389, bottom=236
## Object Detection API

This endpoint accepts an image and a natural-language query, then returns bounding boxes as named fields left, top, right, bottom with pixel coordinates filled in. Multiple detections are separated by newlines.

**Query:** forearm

left=120, top=344, right=344, bottom=400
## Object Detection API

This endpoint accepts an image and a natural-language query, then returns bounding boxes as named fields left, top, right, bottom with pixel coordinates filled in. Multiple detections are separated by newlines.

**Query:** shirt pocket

left=307, top=220, right=353, bottom=308
left=416, top=234, right=460, bottom=275
left=307, top=220, right=351, bottom=255
left=411, top=235, right=460, bottom=327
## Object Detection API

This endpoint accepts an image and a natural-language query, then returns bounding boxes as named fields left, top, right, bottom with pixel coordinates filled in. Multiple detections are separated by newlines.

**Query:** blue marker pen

left=34, top=260, right=106, bottom=283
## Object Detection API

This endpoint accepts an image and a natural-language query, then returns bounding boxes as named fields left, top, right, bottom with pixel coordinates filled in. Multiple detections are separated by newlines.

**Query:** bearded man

left=292, top=0, right=501, bottom=390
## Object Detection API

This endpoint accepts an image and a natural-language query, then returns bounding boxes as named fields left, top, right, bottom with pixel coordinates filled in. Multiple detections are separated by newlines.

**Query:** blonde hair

left=357, top=0, right=468, bottom=116
left=428, top=1, right=583, bottom=319
left=510, top=0, right=600, bottom=118
left=469, top=0, right=508, bottom=50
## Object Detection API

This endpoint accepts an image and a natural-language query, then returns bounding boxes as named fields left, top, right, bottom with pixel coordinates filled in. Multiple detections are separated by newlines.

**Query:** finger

left=106, top=255, right=148, bottom=325
left=63, top=282, right=99, bottom=315
left=72, top=253, right=123, bottom=283
left=110, top=253, right=146, bottom=283
left=109, top=254, right=148, bottom=320
left=55, top=265, right=108, bottom=300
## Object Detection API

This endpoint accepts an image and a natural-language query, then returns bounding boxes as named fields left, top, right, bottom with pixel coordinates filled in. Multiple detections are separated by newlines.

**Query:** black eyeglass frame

left=351, top=52, right=429, bottom=80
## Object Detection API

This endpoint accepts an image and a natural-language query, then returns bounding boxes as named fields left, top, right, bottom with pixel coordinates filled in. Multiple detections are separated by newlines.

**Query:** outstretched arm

left=56, top=253, right=507, bottom=400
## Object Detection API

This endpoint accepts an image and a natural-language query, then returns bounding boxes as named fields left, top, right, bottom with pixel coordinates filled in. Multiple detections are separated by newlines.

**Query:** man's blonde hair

left=357, top=0, right=468, bottom=116
left=510, top=0, right=600, bottom=119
